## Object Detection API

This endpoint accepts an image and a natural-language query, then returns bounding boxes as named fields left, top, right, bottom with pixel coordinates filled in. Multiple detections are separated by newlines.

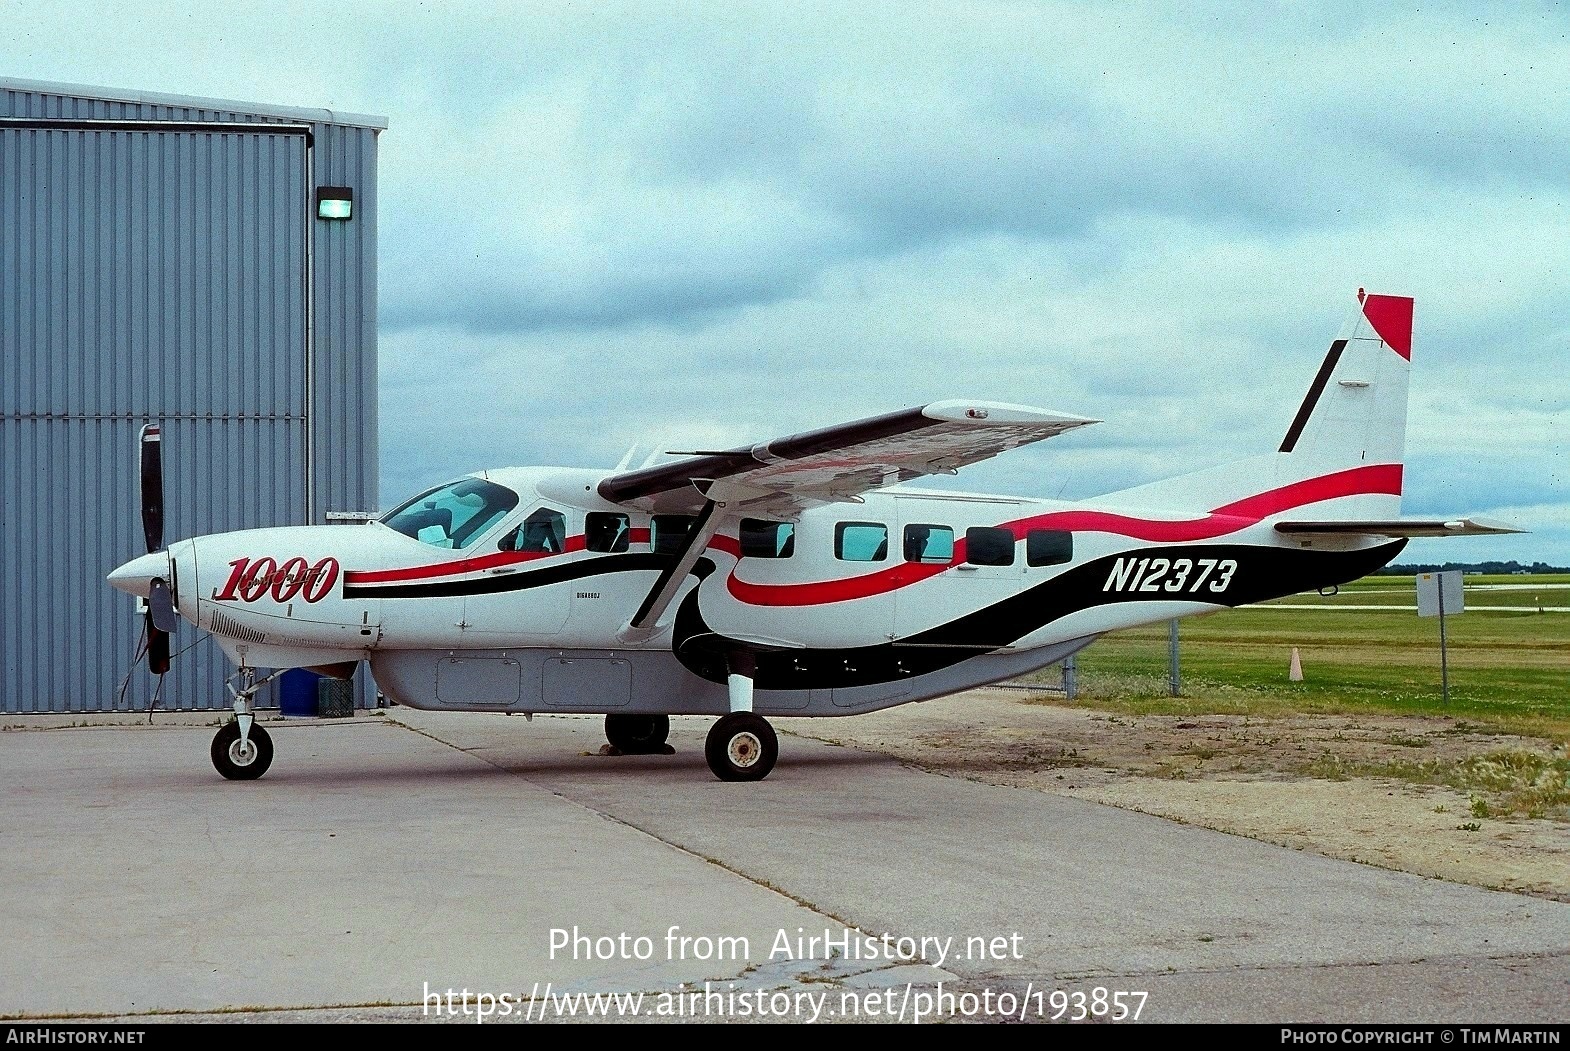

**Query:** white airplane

left=109, top=291, right=1517, bottom=782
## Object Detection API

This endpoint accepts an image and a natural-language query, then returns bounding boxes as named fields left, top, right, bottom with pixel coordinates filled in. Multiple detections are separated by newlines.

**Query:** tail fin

left=1103, top=290, right=1412, bottom=519
left=1276, top=290, right=1410, bottom=476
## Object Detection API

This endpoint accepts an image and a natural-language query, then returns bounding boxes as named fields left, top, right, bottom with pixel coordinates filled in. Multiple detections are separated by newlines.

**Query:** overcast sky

left=9, top=1, right=1567, bottom=563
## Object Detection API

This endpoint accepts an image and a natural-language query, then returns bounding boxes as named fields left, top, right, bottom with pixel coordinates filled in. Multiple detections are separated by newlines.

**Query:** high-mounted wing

left=1275, top=518, right=1524, bottom=538
left=597, top=400, right=1099, bottom=518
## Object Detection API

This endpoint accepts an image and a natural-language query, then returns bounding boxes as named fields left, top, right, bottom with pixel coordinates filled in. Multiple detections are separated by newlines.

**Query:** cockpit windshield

left=380, top=477, right=520, bottom=549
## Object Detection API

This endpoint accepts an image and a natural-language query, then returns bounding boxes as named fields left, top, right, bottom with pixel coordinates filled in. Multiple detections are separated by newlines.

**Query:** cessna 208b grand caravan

left=109, top=291, right=1515, bottom=782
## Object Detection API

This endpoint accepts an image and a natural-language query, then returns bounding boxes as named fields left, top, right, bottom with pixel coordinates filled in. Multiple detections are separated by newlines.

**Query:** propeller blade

left=147, top=618, right=171, bottom=675
left=139, top=423, right=164, bottom=553
left=147, top=578, right=178, bottom=633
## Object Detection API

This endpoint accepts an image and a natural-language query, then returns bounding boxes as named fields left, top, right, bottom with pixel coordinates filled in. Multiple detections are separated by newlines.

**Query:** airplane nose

left=107, top=551, right=169, bottom=599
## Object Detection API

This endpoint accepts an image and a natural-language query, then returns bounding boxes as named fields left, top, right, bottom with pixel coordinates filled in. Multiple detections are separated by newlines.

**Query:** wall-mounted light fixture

left=316, top=186, right=354, bottom=220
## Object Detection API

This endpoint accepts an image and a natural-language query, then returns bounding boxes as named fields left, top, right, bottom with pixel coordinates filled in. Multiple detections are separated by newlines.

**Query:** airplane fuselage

left=140, top=463, right=1403, bottom=718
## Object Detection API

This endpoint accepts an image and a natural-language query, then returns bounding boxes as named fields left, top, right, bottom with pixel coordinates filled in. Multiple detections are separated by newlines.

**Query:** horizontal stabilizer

left=1275, top=517, right=1524, bottom=538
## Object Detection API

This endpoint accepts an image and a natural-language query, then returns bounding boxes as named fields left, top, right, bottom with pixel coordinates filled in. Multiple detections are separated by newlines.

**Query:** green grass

left=1019, top=574, right=1570, bottom=742
left=1305, top=751, right=1570, bottom=820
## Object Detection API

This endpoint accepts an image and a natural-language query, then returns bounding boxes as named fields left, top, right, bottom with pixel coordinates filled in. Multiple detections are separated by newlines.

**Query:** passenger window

left=501, top=507, right=567, bottom=553
left=740, top=519, right=795, bottom=558
left=836, top=522, right=888, bottom=562
left=903, top=524, right=954, bottom=564
left=1027, top=529, right=1074, bottom=567
left=965, top=526, right=1015, bottom=566
left=586, top=512, right=630, bottom=553
left=652, top=514, right=696, bottom=555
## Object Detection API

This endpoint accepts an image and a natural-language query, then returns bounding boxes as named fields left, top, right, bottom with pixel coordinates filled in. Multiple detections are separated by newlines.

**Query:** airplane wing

left=597, top=400, right=1099, bottom=518
left=1274, top=517, right=1525, bottom=538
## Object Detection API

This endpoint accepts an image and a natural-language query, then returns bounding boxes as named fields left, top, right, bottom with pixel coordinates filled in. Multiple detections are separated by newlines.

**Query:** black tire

left=604, top=713, right=670, bottom=753
left=211, top=721, right=274, bottom=781
left=704, top=712, right=778, bottom=782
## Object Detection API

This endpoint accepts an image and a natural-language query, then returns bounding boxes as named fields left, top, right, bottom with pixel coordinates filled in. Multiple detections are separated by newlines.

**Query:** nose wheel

left=705, top=712, right=778, bottom=782
left=214, top=665, right=286, bottom=780
left=212, top=721, right=274, bottom=780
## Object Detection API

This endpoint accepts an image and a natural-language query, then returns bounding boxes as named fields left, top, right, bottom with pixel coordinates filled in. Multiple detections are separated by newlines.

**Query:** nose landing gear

left=211, top=721, right=273, bottom=780
left=213, top=666, right=285, bottom=780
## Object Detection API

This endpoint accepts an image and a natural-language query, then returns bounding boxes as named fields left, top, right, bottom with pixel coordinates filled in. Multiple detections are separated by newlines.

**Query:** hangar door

left=0, top=122, right=311, bottom=712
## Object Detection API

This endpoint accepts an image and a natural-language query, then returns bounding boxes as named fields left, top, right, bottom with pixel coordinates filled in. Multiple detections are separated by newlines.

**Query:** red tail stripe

left=725, top=463, right=1403, bottom=607
left=1361, top=294, right=1413, bottom=360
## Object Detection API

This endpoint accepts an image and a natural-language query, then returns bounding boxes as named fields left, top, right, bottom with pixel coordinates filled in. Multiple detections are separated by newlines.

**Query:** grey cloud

left=12, top=0, right=1565, bottom=557
left=1401, top=454, right=1564, bottom=519
left=377, top=12, right=1476, bottom=336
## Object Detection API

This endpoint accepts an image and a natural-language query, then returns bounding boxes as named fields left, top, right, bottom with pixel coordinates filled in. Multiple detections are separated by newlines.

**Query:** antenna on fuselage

left=612, top=444, right=640, bottom=472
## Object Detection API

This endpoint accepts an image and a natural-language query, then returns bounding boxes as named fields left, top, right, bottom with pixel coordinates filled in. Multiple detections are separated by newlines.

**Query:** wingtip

left=922, top=400, right=1100, bottom=428
left=1454, top=516, right=1529, bottom=535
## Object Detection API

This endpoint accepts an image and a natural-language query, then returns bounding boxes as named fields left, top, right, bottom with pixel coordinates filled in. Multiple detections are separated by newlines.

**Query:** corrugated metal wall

left=0, top=82, right=381, bottom=712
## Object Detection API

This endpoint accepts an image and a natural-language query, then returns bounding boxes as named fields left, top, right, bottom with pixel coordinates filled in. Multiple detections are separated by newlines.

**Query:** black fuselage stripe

left=1279, top=339, right=1346, bottom=453
left=671, top=540, right=1408, bottom=690
left=630, top=499, right=719, bottom=626
left=343, top=553, right=672, bottom=599
left=346, top=539, right=1408, bottom=695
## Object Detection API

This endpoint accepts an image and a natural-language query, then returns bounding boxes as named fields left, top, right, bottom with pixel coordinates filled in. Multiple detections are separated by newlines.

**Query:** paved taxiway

left=2, top=707, right=1567, bottom=1023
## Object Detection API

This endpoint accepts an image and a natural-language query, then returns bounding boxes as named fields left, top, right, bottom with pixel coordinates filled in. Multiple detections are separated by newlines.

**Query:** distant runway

left=1252, top=603, right=1570, bottom=612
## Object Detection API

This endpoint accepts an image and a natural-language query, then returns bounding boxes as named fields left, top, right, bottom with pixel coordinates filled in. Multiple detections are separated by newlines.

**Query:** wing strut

left=618, top=498, right=724, bottom=643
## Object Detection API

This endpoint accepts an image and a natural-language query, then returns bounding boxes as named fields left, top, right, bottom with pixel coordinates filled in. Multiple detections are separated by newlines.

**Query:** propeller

left=141, top=423, right=164, bottom=553
left=138, top=423, right=173, bottom=675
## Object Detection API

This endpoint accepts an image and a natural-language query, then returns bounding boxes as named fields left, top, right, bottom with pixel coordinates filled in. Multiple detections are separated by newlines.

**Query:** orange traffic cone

left=1289, top=647, right=1304, bottom=682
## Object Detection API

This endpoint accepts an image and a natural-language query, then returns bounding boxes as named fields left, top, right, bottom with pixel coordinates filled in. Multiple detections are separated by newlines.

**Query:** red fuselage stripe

left=725, top=464, right=1403, bottom=607
left=342, top=466, right=1401, bottom=598
left=344, top=530, right=649, bottom=584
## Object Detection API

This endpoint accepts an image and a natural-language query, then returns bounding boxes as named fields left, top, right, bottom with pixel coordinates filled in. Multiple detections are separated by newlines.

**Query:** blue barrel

left=279, top=669, right=322, bottom=717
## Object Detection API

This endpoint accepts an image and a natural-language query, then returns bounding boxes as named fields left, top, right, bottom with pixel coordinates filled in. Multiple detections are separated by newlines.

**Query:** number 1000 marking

left=213, top=556, right=341, bottom=603
left=1103, top=556, right=1237, bottom=594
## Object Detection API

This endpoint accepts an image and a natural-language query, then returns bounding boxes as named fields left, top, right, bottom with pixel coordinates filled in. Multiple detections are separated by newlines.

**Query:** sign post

left=1416, top=571, right=1464, bottom=704
left=1168, top=619, right=1181, bottom=697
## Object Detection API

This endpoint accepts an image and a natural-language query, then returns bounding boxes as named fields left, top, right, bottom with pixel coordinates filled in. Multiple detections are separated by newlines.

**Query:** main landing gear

left=705, top=712, right=777, bottom=782
left=212, top=666, right=284, bottom=780
left=604, top=713, right=670, bottom=753
left=598, top=663, right=781, bottom=780
left=703, top=659, right=778, bottom=782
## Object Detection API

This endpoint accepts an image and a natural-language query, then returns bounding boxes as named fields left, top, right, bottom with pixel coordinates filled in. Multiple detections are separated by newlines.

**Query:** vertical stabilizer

left=1101, top=291, right=1412, bottom=520
left=1277, top=291, right=1411, bottom=480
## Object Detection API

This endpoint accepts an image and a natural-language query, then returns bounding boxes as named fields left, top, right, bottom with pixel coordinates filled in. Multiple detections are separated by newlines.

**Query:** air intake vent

left=209, top=610, right=267, bottom=644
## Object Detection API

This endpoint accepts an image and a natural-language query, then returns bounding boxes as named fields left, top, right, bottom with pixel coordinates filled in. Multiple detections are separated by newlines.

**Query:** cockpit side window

left=500, top=507, right=568, bottom=553
left=381, top=478, right=520, bottom=550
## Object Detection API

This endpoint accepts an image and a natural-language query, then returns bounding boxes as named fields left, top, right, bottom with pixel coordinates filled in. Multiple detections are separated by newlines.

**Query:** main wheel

left=211, top=721, right=274, bottom=781
left=704, top=712, right=778, bottom=782
left=604, top=713, right=670, bottom=753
